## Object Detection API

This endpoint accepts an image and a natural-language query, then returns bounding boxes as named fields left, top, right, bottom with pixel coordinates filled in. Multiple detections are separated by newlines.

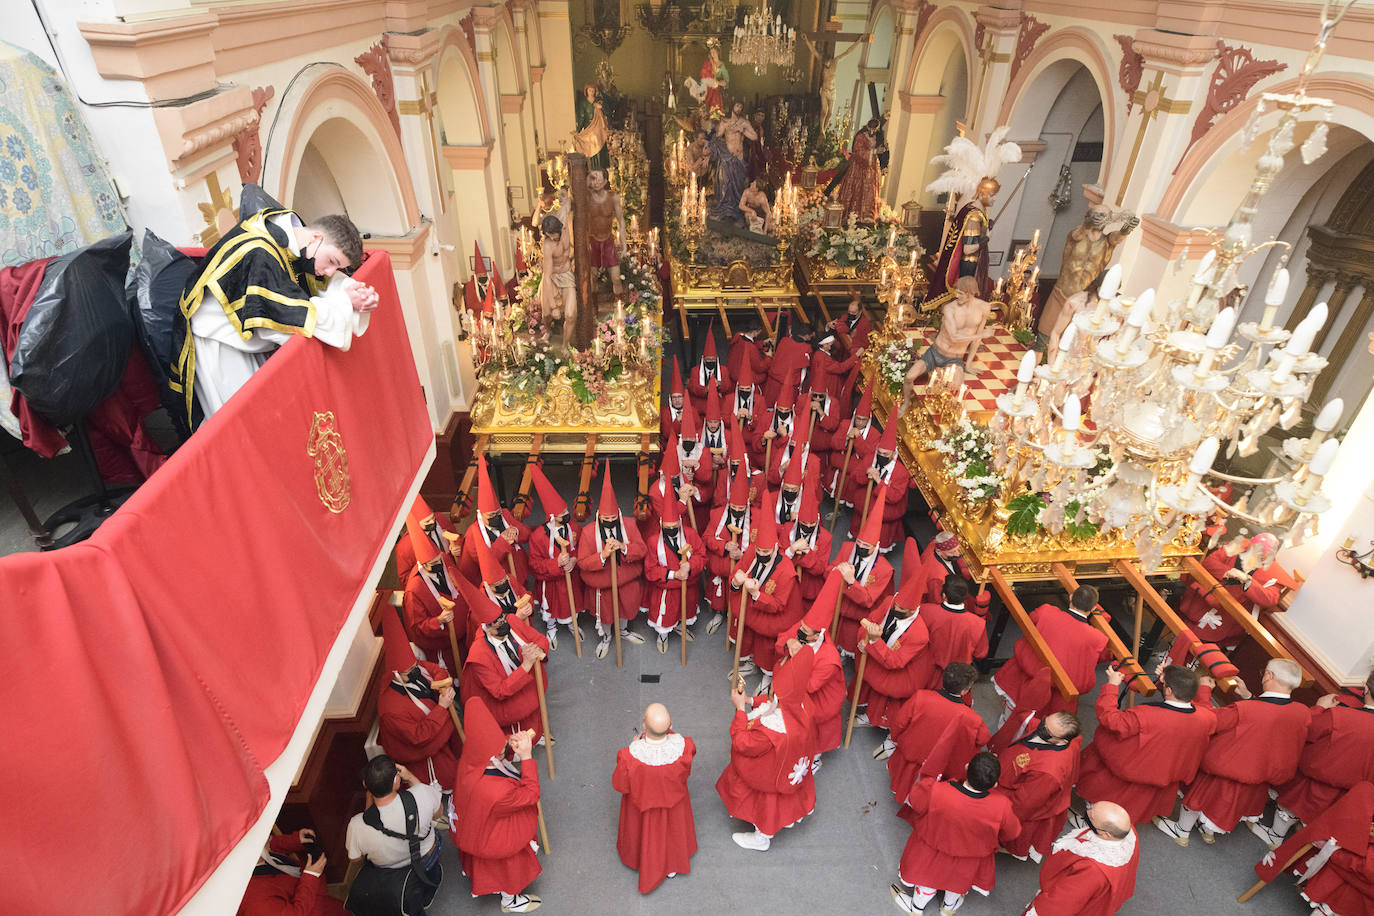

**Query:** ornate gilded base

left=470, top=364, right=661, bottom=455
left=666, top=248, right=801, bottom=339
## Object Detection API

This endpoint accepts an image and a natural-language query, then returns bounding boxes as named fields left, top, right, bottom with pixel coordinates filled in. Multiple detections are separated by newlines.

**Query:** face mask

left=796, top=627, right=810, bottom=644
left=494, top=583, right=513, bottom=601
left=297, top=239, right=325, bottom=279
left=490, top=618, right=511, bottom=640
left=1033, top=723, right=1054, bottom=742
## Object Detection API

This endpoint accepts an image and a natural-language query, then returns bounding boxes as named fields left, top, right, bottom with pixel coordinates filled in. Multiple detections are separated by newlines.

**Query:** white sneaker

left=874, top=737, right=897, bottom=761
left=757, top=673, right=773, bottom=693
left=621, top=627, right=645, bottom=645
left=595, top=635, right=610, bottom=659
left=1154, top=816, right=1190, bottom=847
left=706, top=613, right=724, bottom=634
left=890, top=884, right=922, bottom=913
left=731, top=829, right=771, bottom=851
left=546, top=628, right=558, bottom=650
left=657, top=635, right=669, bottom=654
left=683, top=627, right=695, bottom=642
left=1064, top=808, right=1088, bottom=832
left=1248, top=821, right=1283, bottom=850
left=811, top=756, right=823, bottom=774
left=737, top=659, right=758, bottom=676
left=853, top=711, right=872, bottom=727
left=501, top=893, right=542, bottom=913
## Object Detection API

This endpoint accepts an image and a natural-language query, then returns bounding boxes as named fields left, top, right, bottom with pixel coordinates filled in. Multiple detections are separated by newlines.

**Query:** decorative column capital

left=1130, top=29, right=1221, bottom=74
left=385, top=28, right=442, bottom=70
left=151, top=84, right=258, bottom=179
left=78, top=11, right=219, bottom=100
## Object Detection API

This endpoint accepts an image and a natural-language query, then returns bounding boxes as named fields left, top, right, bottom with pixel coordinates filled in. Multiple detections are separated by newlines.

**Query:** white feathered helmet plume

left=925, top=126, right=1022, bottom=204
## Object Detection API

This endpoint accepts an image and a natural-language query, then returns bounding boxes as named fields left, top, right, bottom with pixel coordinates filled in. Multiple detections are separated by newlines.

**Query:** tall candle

left=1205, top=306, right=1237, bottom=350
left=1310, top=437, right=1340, bottom=476
left=1189, top=436, right=1219, bottom=476
left=1016, top=350, right=1036, bottom=385
left=1062, top=394, right=1081, bottom=432
left=1098, top=264, right=1122, bottom=301
left=1315, top=398, right=1344, bottom=432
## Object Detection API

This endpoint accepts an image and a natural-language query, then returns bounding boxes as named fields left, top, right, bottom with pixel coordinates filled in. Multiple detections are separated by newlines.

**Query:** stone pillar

left=966, top=5, right=1020, bottom=140
left=536, top=0, right=577, bottom=150
left=471, top=5, right=517, bottom=275
left=386, top=30, right=445, bottom=220
left=893, top=94, right=951, bottom=207
left=882, top=0, right=926, bottom=206
left=1311, top=284, right=1374, bottom=404
left=1311, top=274, right=1359, bottom=352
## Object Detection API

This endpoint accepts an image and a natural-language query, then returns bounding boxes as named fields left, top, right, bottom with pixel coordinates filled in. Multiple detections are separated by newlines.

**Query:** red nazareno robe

left=1182, top=694, right=1310, bottom=831
left=855, top=606, right=932, bottom=729
left=995, top=735, right=1081, bottom=860
left=888, top=689, right=988, bottom=800
left=237, top=833, right=349, bottom=916
left=377, top=660, right=462, bottom=791
left=770, top=634, right=846, bottom=754
left=455, top=759, right=541, bottom=896
left=1076, top=683, right=1216, bottom=824
left=899, top=779, right=1020, bottom=895
left=918, top=600, right=990, bottom=689
left=995, top=604, right=1109, bottom=715
left=715, top=707, right=816, bottom=836
left=527, top=520, right=583, bottom=626
left=834, top=548, right=893, bottom=654
left=1025, top=827, right=1140, bottom=916
left=729, top=550, right=801, bottom=674
left=1276, top=703, right=1374, bottom=821
left=461, top=616, right=551, bottom=741
left=612, top=734, right=699, bottom=893
left=459, top=513, right=530, bottom=586
left=644, top=527, right=707, bottom=635
left=577, top=519, right=647, bottom=624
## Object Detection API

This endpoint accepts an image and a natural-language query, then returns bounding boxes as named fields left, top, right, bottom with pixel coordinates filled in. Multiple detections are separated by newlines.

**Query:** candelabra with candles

left=543, top=153, right=569, bottom=192
left=668, top=130, right=688, bottom=191
left=773, top=172, right=800, bottom=264
left=679, top=171, right=708, bottom=263
left=992, top=229, right=1041, bottom=332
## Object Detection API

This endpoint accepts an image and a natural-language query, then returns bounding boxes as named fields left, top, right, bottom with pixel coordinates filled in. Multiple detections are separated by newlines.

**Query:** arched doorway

left=892, top=15, right=972, bottom=208
left=434, top=33, right=501, bottom=281
left=987, top=61, right=1108, bottom=280
left=492, top=13, right=534, bottom=217
left=850, top=3, right=895, bottom=122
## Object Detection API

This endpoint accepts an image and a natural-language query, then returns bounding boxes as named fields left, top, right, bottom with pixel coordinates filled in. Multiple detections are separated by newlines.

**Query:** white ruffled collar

left=747, top=700, right=787, bottom=733
left=1051, top=826, right=1136, bottom=868
left=628, top=732, right=686, bottom=766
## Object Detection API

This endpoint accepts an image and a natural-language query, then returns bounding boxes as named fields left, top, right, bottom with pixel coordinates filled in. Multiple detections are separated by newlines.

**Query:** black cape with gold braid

left=169, top=208, right=327, bottom=426
left=922, top=200, right=990, bottom=313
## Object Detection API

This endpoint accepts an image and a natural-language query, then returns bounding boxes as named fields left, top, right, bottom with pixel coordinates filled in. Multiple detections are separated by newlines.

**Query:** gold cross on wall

left=1116, top=69, right=1192, bottom=206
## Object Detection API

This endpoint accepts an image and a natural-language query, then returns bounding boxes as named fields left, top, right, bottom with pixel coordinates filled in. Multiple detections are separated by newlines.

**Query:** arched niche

left=854, top=3, right=895, bottom=115
left=434, top=30, right=492, bottom=147
left=262, top=64, right=419, bottom=236
left=898, top=15, right=973, bottom=206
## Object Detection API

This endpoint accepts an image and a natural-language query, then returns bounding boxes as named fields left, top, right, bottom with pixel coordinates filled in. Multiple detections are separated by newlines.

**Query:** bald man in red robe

left=995, top=712, right=1082, bottom=863
left=453, top=698, right=543, bottom=913
left=1076, top=665, right=1216, bottom=825
left=1157, top=657, right=1310, bottom=847
left=892, top=752, right=1021, bottom=914
left=994, top=585, right=1110, bottom=720
left=887, top=662, right=988, bottom=799
left=1253, top=669, right=1374, bottom=848
left=1022, top=801, right=1138, bottom=916
left=613, top=702, right=698, bottom=893
left=716, top=648, right=817, bottom=851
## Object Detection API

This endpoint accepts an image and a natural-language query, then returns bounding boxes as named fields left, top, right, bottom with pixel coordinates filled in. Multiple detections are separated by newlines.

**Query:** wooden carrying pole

left=536, top=800, right=551, bottom=854
left=533, top=658, right=554, bottom=779
left=611, top=552, right=624, bottom=668
left=843, top=637, right=869, bottom=748
left=1049, top=563, right=1155, bottom=697
left=555, top=537, right=582, bottom=658
left=1181, top=556, right=1310, bottom=684
left=829, top=578, right=846, bottom=645
left=445, top=704, right=466, bottom=743
left=829, top=438, right=854, bottom=535
left=1237, top=842, right=1312, bottom=902
left=858, top=478, right=876, bottom=529
left=988, top=567, right=1079, bottom=705
left=731, top=586, right=749, bottom=673
left=679, top=547, right=691, bottom=667
left=1112, top=560, right=1239, bottom=693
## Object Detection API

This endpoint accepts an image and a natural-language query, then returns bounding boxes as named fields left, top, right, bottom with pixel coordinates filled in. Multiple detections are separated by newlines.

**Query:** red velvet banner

left=0, top=252, right=433, bottom=915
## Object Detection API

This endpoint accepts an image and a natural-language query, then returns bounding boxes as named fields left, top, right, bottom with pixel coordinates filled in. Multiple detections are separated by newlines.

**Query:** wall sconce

left=1337, top=535, right=1374, bottom=578
left=1049, top=163, right=1074, bottom=212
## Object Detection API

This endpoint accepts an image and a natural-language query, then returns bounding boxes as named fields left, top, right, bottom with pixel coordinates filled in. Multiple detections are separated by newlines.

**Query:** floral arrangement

left=933, top=417, right=1003, bottom=504
left=875, top=338, right=917, bottom=396
left=797, top=201, right=922, bottom=269
left=1005, top=449, right=1113, bottom=541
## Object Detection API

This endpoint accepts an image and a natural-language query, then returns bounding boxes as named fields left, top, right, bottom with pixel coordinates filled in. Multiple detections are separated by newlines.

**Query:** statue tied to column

left=922, top=127, right=1023, bottom=312
left=1037, top=205, right=1138, bottom=337
left=541, top=214, right=577, bottom=332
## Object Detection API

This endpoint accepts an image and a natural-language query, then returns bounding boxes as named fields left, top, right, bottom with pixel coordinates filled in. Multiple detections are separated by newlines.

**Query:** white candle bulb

left=1265, top=268, right=1290, bottom=306
left=1016, top=350, right=1036, bottom=384
left=1315, top=398, right=1344, bottom=432
left=1032, top=228, right=1040, bottom=248
left=1190, top=437, right=1219, bottom=476
left=1286, top=306, right=1322, bottom=355
left=1058, top=322, right=1077, bottom=356
left=1062, top=395, right=1081, bottom=431
left=1098, top=264, right=1122, bottom=301
left=1310, top=437, right=1340, bottom=476
left=1193, top=249, right=1216, bottom=283
left=1126, top=294, right=1152, bottom=328
left=1205, top=306, right=1237, bottom=349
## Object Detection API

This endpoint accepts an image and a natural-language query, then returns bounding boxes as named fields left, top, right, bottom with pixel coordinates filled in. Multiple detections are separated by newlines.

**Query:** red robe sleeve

left=527, top=529, right=568, bottom=583
left=1030, top=858, right=1114, bottom=913
left=402, top=582, right=447, bottom=642
left=729, top=709, right=778, bottom=758
left=1092, top=683, right=1140, bottom=738
left=491, top=758, right=541, bottom=814
left=468, top=644, right=535, bottom=700
left=845, top=561, right=893, bottom=607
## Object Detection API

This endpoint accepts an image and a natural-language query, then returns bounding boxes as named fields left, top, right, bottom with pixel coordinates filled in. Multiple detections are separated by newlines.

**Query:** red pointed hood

left=661, top=433, right=682, bottom=482
left=798, top=476, right=821, bottom=526
left=477, top=455, right=498, bottom=515
left=895, top=567, right=924, bottom=610
left=858, top=483, right=887, bottom=547
left=475, top=536, right=505, bottom=587
left=531, top=464, right=567, bottom=518
left=728, top=456, right=750, bottom=508
left=803, top=570, right=843, bottom=632
left=776, top=371, right=796, bottom=411
left=411, top=495, right=434, bottom=525
left=736, top=354, right=754, bottom=390
left=381, top=604, right=419, bottom=674
left=482, top=279, right=495, bottom=314
left=877, top=416, right=899, bottom=455
left=706, top=382, right=722, bottom=423
left=809, top=362, right=830, bottom=401
left=459, top=697, right=506, bottom=780
left=493, top=269, right=509, bottom=301
left=670, top=356, right=683, bottom=398
left=753, top=490, right=779, bottom=551
left=408, top=513, right=440, bottom=567
left=680, top=402, right=699, bottom=443
left=661, top=480, right=682, bottom=527
left=598, top=460, right=619, bottom=519
left=703, top=323, right=718, bottom=362
left=472, top=241, right=487, bottom=276
left=901, top=536, right=920, bottom=582
left=515, top=239, right=528, bottom=273
left=774, top=644, right=813, bottom=715
left=855, top=380, right=874, bottom=419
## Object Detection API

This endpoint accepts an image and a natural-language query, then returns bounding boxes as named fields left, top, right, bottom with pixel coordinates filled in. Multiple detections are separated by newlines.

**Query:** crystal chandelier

left=986, top=1, right=1358, bottom=571
left=730, top=2, right=795, bottom=76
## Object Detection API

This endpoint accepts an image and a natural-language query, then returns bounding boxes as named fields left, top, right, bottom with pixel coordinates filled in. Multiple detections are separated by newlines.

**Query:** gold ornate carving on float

left=470, top=364, right=661, bottom=438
